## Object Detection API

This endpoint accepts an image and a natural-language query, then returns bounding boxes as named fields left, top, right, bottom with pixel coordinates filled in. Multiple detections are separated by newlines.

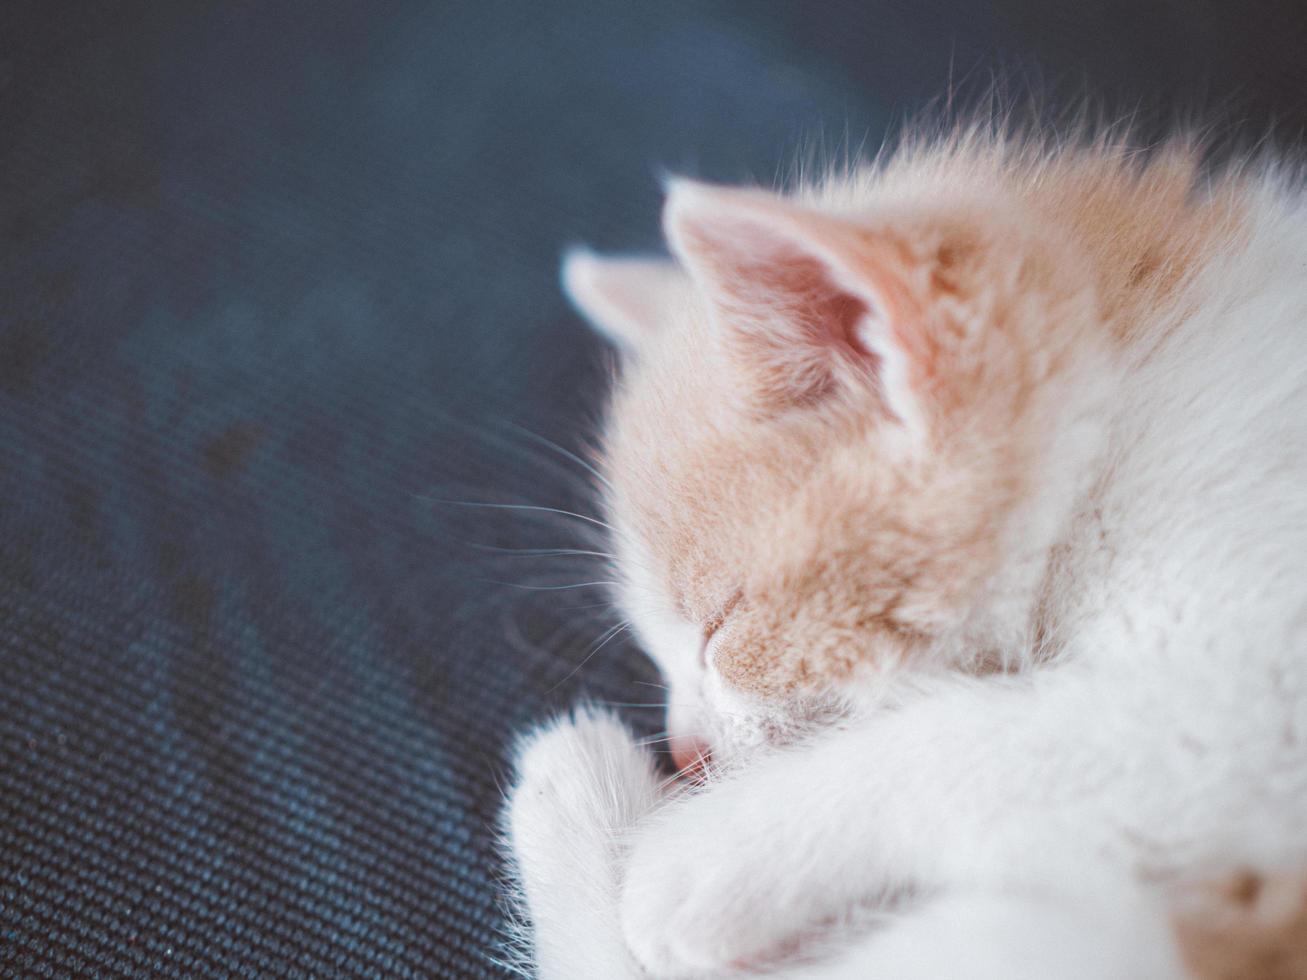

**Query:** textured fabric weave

left=2, top=2, right=1306, bottom=976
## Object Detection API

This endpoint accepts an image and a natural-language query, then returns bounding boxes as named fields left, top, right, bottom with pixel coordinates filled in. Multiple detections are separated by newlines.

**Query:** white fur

left=507, top=710, right=1192, bottom=978
left=506, top=168, right=1307, bottom=977
left=504, top=709, right=661, bottom=978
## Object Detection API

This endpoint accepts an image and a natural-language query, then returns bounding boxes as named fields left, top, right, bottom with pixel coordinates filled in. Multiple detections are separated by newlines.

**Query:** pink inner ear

left=796, top=268, right=874, bottom=357
left=708, top=240, right=881, bottom=403
left=664, top=180, right=926, bottom=412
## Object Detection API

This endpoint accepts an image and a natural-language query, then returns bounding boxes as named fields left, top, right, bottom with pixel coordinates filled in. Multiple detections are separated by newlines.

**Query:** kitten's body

left=505, top=130, right=1307, bottom=977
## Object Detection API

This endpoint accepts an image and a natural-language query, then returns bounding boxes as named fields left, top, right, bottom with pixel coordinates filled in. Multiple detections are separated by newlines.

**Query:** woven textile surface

left=3, top=2, right=1306, bottom=976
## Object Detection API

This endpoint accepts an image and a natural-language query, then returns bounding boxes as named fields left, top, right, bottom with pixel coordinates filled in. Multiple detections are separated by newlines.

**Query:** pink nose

left=669, top=737, right=712, bottom=780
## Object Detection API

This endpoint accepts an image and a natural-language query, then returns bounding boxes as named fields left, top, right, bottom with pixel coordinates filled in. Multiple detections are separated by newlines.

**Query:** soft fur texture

left=505, top=123, right=1307, bottom=978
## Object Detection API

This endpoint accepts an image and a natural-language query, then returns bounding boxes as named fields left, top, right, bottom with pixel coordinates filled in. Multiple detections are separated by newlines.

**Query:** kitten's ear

left=663, top=179, right=926, bottom=426
left=561, top=248, right=680, bottom=351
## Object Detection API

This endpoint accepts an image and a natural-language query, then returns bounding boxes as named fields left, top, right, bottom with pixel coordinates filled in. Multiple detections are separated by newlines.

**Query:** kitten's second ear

left=561, top=248, right=680, bottom=351
left=663, top=180, right=926, bottom=426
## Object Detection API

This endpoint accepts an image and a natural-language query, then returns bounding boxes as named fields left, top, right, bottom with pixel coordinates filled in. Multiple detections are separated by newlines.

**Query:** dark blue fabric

left=2, top=2, right=1306, bottom=976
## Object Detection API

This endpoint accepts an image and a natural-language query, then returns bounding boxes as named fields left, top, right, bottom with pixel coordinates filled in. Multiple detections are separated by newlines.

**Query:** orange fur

left=1175, top=873, right=1307, bottom=980
left=602, top=135, right=1247, bottom=698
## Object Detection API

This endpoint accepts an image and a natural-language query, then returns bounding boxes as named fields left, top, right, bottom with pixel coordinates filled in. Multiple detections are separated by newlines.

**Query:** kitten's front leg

left=620, top=666, right=1277, bottom=977
left=505, top=708, right=662, bottom=980
left=619, top=733, right=914, bottom=977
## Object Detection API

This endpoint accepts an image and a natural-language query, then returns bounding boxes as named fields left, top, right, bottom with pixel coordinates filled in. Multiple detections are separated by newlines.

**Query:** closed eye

left=699, top=616, right=723, bottom=667
left=699, top=590, right=742, bottom=667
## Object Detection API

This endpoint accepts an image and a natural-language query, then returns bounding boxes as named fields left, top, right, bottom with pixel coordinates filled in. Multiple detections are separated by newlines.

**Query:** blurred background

left=3, top=2, right=1307, bottom=976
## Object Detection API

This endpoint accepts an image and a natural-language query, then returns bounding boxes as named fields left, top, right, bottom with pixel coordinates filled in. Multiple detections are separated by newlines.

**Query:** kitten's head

left=565, top=172, right=1112, bottom=766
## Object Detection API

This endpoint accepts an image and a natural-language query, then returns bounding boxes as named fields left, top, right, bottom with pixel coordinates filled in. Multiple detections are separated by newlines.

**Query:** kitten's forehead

left=604, top=359, right=808, bottom=616
left=605, top=343, right=889, bottom=626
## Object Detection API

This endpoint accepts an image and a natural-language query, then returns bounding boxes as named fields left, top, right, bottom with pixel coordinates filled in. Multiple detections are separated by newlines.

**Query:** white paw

left=506, top=708, right=665, bottom=980
left=620, top=790, right=795, bottom=977
left=508, top=706, right=660, bottom=851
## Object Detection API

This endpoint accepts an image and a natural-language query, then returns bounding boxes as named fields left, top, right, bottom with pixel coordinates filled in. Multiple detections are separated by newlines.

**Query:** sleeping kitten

left=504, top=125, right=1307, bottom=978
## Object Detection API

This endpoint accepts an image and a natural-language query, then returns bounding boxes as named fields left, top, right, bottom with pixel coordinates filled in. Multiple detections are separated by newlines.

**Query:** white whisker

left=470, top=544, right=615, bottom=560
left=547, top=622, right=632, bottom=692
left=488, top=580, right=620, bottom=592
left=501, top=419, right=613, bottom=492
left=419, top=497, right=614, bottom=532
